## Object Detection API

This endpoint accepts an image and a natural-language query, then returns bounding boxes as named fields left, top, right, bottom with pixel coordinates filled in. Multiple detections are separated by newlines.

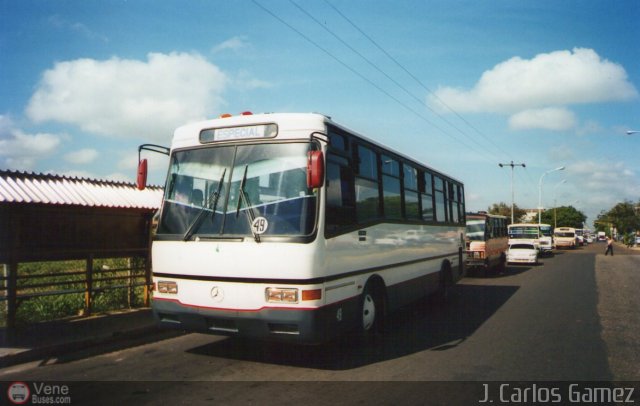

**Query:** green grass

left=2, top=258, right=149, bottom=326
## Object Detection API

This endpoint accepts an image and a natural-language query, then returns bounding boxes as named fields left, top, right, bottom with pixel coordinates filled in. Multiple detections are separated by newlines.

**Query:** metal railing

left=1, top=253, right=152, bottom=329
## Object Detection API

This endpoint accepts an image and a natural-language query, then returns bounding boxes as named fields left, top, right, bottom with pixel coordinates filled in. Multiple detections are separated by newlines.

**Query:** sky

left=1, top=0, right=639, bottom=228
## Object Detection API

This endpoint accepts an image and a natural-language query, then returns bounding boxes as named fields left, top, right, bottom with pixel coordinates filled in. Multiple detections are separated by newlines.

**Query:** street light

left=553, top=179, right=567, bottom=228
left=538, top=166, right=565, bottom=224
left=626, top=130, right=639, bottom=135
left=499, top=161, right=526, bottom=223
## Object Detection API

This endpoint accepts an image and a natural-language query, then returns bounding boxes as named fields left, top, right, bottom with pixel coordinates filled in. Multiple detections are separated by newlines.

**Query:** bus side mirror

left=137, top=158, right=148, bottom=190
left=307, top=150, right=324, bottom=189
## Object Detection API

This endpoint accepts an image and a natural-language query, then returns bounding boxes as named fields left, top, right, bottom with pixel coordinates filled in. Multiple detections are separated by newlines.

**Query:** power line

left=289, top=0, right=503, bottom=164
left=323, top=0, right=514, bottom=160
left=252, top=0, right=482, bottom=157
left=255, top=0, right=511, bottom=169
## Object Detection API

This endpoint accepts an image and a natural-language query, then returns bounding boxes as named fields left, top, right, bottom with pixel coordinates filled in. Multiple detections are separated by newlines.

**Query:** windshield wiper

left=182, top=169, right=226, bottom=241
left=235, top=164, right=260, bottom=243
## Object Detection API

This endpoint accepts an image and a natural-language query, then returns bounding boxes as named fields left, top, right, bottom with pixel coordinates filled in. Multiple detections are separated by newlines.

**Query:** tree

left=596, top=200, right=640, bottom=235
left=541, top=205, right=586, bottom=229
left=487, top=202, right=526, bottom=223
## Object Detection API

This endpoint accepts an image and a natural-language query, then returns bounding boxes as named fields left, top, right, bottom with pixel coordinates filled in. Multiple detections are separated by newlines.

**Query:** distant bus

left=507, top=223, right=553, bottom=255
left=575, top=229, right=584, bottom=246
left=465, top=212, right=508, bottom=275
left=538, top=223, right=553, bottom=254
left=137, top=112, right=466, bottom=344
left=554, top=227, right=577, bottom=249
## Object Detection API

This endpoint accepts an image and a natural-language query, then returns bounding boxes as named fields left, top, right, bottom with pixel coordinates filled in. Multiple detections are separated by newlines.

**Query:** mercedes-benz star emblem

left=210, top=286, right=224, bottom=302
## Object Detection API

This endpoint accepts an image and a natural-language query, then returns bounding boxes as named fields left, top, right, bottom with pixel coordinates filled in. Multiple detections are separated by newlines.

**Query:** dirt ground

left=595, top=245, right=640, bottom=380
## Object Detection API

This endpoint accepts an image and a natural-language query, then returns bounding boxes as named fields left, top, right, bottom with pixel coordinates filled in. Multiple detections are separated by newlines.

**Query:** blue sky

left=1, top=0, right=639, bottom=227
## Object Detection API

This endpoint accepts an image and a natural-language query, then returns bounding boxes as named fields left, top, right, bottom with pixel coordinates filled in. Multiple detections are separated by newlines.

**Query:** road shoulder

left=595, top=253, right=640, bottom=380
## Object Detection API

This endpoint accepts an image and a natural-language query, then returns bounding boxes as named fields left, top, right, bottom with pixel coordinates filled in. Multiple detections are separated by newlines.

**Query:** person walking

left=605, top=235, right=614, bottom=256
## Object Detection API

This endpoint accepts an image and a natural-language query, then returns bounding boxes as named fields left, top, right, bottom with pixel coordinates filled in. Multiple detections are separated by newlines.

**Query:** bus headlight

left=266, top=287, right=298, bottom=303
left=158, top=281, right=178, bottom=294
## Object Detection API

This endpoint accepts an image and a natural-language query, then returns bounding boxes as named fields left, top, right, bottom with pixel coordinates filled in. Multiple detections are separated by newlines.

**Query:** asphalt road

left=2, top=243, right=639, bottom=405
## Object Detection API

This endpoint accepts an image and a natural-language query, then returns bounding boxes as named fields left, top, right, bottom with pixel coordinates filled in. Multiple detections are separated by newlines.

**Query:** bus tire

left=497, top=254, right=506, bottom=274
left=356, top=280, right=384, bottom=342
left=438, top=262, right=453, bottom=302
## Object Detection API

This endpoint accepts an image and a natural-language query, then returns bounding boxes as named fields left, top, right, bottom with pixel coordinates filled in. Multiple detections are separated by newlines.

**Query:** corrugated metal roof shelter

left=0, top=170, right=163, bottom=262
left=1, top=170, right=164, bottom=329
left=0, top=170, right=162, bottom=210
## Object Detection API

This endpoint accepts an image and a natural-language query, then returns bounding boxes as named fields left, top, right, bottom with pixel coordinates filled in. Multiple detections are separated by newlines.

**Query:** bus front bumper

left=151, top=297, right=358, bottom=344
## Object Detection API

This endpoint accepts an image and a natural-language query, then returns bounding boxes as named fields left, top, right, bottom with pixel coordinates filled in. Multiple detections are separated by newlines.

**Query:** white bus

left=137, top=112, right=466, bottom=343
left=554, top=227, right=576, bottom=249
left=507, top=223, right=553, bottom=255
left=538, top=223, right=553, bottom=254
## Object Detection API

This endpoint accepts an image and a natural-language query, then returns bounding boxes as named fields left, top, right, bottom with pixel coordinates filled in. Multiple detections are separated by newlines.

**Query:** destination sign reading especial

left=200, top=123, right=278, bottom=143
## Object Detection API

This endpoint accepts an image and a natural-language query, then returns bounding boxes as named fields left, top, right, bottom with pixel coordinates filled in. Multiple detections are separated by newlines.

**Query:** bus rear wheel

left=356, top=282, right=384, bottom=342
left=438, top=264, right=453, bottom=301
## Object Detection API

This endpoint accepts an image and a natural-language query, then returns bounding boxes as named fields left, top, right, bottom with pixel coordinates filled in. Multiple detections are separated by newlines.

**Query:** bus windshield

left=157, top=142, right=317, bottom=239
left=539, top=225, right=552, bottom=237
left=466, top=220, right=486, bottom=241
left=508, top=225, right=539, bottom=239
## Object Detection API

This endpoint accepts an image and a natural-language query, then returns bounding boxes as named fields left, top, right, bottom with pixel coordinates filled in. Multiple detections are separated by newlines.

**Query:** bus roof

left=171, top=112, right=329, bottom=149
left=466, top=212, right=507, bottom=219
left=169, top=112, right=463, bottom=184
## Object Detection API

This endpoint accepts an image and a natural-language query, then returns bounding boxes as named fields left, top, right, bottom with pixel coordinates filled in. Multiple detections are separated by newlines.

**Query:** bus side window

left=325, top=154, right=356, bottom=233
left=403, top=165, right=420, bottom=220
left=421, top=171, right=434, bottom=222
left=381, top=154, right=401, bottom=220
left=354, top=144, right=381, bottom=223
left=433, top=176, right=446, bottom=222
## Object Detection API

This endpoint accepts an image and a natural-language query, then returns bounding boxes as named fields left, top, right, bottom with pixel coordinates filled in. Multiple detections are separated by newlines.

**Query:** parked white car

left=507, top=243, right=538, bottom=265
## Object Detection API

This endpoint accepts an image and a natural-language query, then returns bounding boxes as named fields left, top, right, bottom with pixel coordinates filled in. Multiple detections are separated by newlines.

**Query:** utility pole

left=498, top=161, right=526, bottom=223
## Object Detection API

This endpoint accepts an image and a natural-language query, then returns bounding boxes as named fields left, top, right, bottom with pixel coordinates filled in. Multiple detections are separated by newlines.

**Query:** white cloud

left=509, top=107, right=576, bottom=131
left=548, top=144, right=575, bottom=162
left=233, top=70, right=273, bottom=91
left=65, top=148, right=99, bottom=164
left=0, top=115, right=63, bottom=169
left=569, top=160, right=640, bottom=202
left=212, top=36, right=249, bottom=53
left=26, top=52, right=228, bottom=142
left=428, top=48, right=638, bottom=131
left=48, top=15, right=109, bottom=43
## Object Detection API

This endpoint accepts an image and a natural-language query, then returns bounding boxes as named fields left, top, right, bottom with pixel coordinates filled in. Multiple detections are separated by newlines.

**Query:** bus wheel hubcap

left=362, top=293, right=376, bottom=330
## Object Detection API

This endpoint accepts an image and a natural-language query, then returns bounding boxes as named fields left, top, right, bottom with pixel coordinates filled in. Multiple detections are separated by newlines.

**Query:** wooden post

left=84, top=255, right=93, bottom=316
left=143, top=254, right=151, bottom=307
left=127, top=257, right=134, bottom=308
left=6, top=261, right=18, bottom=330
left=143, top=213, right=154, bottom=307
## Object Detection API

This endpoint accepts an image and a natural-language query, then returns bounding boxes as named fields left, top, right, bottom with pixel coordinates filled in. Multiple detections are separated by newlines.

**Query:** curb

left=1, top=310, right=184, bottom=369
left=1, top=325, right=162, bottom=368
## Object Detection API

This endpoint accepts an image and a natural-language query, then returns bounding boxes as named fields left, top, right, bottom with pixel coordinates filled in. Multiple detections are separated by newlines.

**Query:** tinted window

left=357, top=145, right=378, bottom=180
left=381, top=155, right=400, bottom=176
left=434, top=176, right=446, bottom=222
left=329, top=132, right=347, bottom=151
left=405, top=190, right=420, bottom=219
left=355, top=177, right=380, bottom=222
left=404, top=165, right=418, bottom=190
left=326, top=154, right=356, bottom=232
left=382, top=174, right=401, bottom=219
